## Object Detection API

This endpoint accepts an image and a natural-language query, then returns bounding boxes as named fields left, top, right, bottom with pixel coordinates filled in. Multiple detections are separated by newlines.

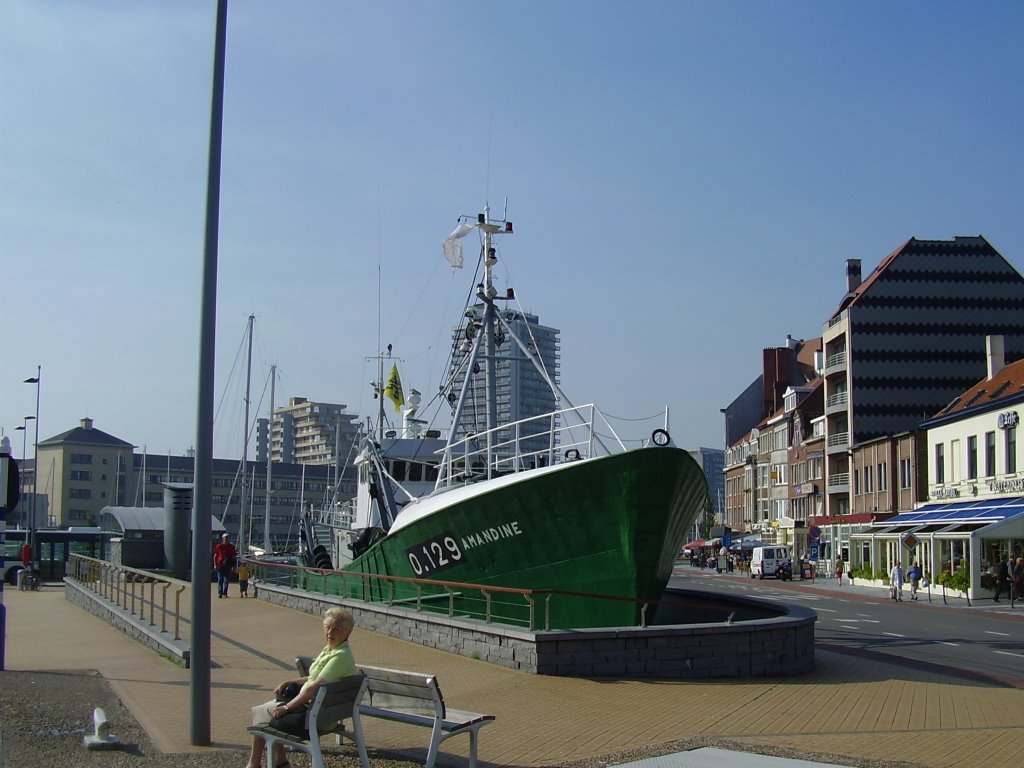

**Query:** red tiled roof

left=933, top=357, right=1024, bottom=418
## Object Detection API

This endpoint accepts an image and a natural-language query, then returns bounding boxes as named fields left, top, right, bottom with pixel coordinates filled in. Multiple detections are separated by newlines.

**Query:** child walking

left=236, top=561, right=251, bottom=598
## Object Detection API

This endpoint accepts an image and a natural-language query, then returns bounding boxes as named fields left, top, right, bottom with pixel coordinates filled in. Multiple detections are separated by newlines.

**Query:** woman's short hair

left=323, top=606, right=354, bottom=631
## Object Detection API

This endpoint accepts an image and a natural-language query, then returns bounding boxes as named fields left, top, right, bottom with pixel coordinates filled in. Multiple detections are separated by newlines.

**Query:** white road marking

left=882, top=632, right=905, bottom=638
left=994, top=650, right=1023, bottom=658
left=815, top=607, right=838, bottom=613
left=939, top=641, right=959, bottom=647
left=985, top=631, right=1010, bottom=637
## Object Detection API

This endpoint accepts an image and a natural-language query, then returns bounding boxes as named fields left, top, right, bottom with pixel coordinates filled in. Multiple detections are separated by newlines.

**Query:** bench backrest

left=359, top=664, right=445, bottom=720
left=306, top=673, right=367, bottom=731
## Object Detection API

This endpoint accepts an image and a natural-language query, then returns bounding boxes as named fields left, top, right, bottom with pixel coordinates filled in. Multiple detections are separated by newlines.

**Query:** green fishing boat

left=307, top=205, right=707, bottom=629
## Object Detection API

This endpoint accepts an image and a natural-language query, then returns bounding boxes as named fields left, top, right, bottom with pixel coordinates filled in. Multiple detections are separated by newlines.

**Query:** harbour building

left=17, top=417, right=350, bottom=551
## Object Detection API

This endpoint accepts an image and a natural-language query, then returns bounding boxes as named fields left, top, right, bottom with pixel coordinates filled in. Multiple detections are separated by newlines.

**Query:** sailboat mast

left=263, top=363, right=275, bottom=553
left=238, top=313, right=254, bottom=555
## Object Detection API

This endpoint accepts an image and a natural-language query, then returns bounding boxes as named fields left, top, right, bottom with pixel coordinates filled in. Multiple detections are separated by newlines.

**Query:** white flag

left=442, top=222, right=473, bottom=268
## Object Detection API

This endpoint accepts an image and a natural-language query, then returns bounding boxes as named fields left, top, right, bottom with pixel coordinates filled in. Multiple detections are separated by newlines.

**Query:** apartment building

left=261, top=397, right=363, bottom=466
left=818, top=236, right=1024, bottom=559
left=722, top=337, right=822, bottom=533
left=449, top=307, right=560, bottom=459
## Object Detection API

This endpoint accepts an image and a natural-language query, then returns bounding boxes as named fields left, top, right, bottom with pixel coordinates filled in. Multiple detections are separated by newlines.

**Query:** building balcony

left=823, top=393, right=847, bottom=417
left=826, top=431, right=850, bottom=453
left=827, top=473, right=850, bottom=493
left=824, top=351, right=847, bottom=375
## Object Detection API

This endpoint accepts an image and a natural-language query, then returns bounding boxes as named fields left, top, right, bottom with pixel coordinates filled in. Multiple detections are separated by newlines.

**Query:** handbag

left=276, top=682, right=302, bottom=702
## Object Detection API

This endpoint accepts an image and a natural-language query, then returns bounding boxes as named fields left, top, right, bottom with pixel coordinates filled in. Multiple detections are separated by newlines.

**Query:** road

left=670, top=565, right=1024, bottom=686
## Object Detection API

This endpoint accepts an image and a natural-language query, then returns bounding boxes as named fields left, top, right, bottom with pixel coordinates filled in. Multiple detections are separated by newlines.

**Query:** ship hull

left=330, top=446, right=707, bottom=628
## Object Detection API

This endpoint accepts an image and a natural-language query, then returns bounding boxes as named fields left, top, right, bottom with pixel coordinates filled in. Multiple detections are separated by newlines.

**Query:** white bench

left=248, top=673, right=370, bottom=768
left=298, top=657, right=495, bottom=768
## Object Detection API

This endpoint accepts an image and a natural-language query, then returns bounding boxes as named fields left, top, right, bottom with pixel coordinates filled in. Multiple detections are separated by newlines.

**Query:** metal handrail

left=68, top=554, right=190, bottom=640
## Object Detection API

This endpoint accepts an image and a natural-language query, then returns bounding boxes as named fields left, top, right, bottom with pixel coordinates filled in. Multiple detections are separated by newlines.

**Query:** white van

left=749, top=546, right=791, bottom=579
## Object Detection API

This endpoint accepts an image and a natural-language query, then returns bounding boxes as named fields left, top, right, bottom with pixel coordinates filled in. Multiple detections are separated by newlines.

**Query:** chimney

left=80, top=417, right=94, bottom=430
left=986, top=335, right=1005, bottom=379
left=845, top=259, right=862, bottom=293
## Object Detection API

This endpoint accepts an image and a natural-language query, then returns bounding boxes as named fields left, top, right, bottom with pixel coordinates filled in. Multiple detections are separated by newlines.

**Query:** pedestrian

left=242, top=607, right=356, bottom=768
left=835, top=559, right=844, bottom=586
left=889, top=561, right=905, bottom=601
left=213, top=533, right=238, bottom=598
left=1011, top=557, right=1023, bottom=607
left=907, top=561, right=922, bottom=601
left=236, top=561, right=251, bottom=598
left=993, top=556, right=1010, bottom=602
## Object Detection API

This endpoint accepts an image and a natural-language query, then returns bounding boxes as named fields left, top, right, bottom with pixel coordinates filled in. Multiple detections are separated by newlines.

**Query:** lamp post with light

left=13, top=416, right=34, bottom=529
left=23, top=367, right=40, bottom=571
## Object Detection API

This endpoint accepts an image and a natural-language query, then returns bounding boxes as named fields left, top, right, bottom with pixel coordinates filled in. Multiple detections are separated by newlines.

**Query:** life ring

left=565, top=448, right=581, bottom=461
left=652, top=428, right=671, bottom=446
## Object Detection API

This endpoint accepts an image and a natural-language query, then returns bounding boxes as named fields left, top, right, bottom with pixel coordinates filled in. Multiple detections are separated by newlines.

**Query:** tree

left=700, top=496, right=717, bottom=538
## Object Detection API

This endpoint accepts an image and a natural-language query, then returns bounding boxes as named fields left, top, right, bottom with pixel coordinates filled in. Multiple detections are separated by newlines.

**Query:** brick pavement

left=3, top=581, right=1024, bottom=768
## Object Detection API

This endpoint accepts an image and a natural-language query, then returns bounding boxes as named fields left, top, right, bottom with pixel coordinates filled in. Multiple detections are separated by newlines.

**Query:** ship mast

left=444, top=205, right=513, bottom=482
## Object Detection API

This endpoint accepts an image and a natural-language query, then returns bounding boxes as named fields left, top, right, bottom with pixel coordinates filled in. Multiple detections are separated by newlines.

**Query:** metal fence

left=69, top=553, right=189, bottom=640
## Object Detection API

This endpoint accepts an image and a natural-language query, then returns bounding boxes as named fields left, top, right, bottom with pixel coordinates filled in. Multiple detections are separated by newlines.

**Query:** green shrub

left=938, top=563, right=970, bottom=593
left=851, top=564, right=873, bottom=581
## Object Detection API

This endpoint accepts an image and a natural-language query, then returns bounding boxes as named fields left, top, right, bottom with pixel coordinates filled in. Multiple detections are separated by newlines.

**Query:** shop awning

left=729, top=538, right=762, bottom=551
left=866, top=497, right=1024, bottom=528
left=682, top=539, right=707, bottom=550
left=853, top=495, right=1024, bottom=541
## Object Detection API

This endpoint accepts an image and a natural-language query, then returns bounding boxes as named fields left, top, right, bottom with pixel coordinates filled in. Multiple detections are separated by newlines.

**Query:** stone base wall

left=256, top=584, right=815, bottom=678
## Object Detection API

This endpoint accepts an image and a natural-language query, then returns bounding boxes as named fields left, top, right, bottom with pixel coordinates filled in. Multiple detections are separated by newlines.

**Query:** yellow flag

left=384, top=363, right=404, bottom=412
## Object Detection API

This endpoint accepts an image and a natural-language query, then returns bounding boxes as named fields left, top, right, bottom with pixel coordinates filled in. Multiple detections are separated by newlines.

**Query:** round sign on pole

left=808, top=525, right=821, bottom=541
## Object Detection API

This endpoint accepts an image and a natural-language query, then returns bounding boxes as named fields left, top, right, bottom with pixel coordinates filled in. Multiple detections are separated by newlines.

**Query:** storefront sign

left=793, top=484, right=818, bottom=496
left=988, top=478, right=1024, bottom=493
left=997, top=411, right=1019, bottom=429
left=931, top=487, right=960, bottom=499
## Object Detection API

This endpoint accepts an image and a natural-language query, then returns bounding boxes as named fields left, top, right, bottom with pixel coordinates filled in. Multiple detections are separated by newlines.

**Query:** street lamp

left=14, top=416, right=34, bottom=527
left=23, top=367, right=40, bottom=571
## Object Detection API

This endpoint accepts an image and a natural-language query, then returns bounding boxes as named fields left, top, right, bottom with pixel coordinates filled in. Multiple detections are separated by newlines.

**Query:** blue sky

left=2, top=0, right=1022, bottom=461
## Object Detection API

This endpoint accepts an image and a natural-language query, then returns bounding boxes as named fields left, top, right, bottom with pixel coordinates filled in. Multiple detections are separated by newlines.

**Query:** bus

left=3, top=527, right=114, bottom=584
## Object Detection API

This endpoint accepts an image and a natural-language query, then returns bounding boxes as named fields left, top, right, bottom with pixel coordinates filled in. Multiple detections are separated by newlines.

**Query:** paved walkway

left=3, top=575, right=1024, bottom=768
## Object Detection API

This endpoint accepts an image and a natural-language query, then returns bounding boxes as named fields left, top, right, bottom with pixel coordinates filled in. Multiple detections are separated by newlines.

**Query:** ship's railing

left=249, top=559, right=696, bottom=631
left=67, top=553, right=190, bottom=641
left=436, top=403, right=628, bottom=488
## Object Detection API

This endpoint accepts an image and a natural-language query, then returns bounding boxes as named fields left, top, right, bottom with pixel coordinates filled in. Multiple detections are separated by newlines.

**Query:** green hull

left=326, top=446, right=707, bottom=628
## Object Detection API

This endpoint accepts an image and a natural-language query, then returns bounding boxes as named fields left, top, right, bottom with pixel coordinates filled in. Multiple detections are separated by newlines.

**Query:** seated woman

left=244, top=606, right=356, bottom=768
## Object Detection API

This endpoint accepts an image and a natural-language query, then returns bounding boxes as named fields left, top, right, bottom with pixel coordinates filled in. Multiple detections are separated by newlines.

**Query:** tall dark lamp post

left=24, top=367, right=40, bottom=570
left=13, top=416, right=34, bottom=528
